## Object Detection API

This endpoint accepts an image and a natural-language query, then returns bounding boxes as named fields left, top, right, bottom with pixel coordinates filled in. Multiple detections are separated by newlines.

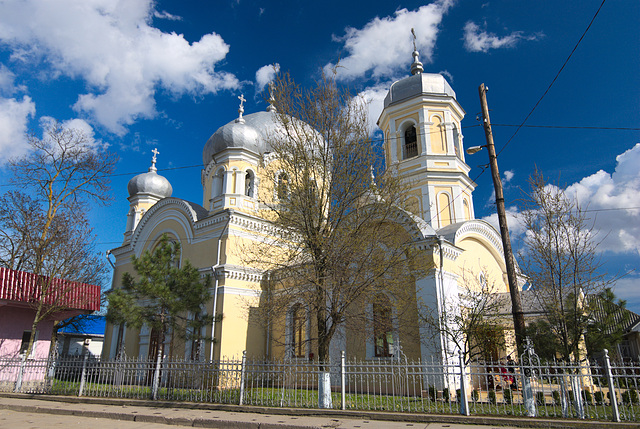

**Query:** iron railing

left=1, top=350, right=639, bottom=422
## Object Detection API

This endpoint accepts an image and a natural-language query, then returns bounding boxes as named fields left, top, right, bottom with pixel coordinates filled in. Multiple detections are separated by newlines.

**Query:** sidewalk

left=0, top=393, right=636, bottom=429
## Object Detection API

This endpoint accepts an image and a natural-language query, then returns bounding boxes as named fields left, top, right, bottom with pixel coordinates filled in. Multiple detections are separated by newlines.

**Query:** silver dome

left=383, top=73, right=456, bottom=108
left=127, top=167, right=173, bottom=199
left=203, top=110, right=303, bottom=165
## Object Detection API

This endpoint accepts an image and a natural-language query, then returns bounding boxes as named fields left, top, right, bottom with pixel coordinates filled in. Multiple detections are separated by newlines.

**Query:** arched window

left=212, top=168, right=225, bottom=198
left=403, top=125, right=418, bottom=159
left=463, top=198, right=471, bottom=221
left=290, top=304, right=306, bottom=358
left=453, top=125, right=461, bottom=157
left=437, top=192, right=452, bottom=228
left=277, top=172, right=289, bottom=200
left=245, top=170, right=255, bottom=197
left=430, top=115, right=447, bottom=154
left=373, top=295, right=393, bottom=358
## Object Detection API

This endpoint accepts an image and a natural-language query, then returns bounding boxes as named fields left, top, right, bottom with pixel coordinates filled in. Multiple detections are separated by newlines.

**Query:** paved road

left=0, top=408, right=517, bottom=429
left=1, top=395, right=635, bottom=429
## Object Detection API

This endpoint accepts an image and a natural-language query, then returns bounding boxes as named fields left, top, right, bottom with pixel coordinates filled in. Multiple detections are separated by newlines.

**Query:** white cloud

left=0, top=0, right=238, bottom=135
left=611, top=274, right=640, bottom=314
left=255, top=63, right=280, bottom=94
left=39, top=116, right=102, bottom=152
left=439, top=70, right=454, bottom=82
left=325, top=0, right=454, bottom=81
left=0, top=95, right=36, bottom=161
left=356, top=82, right=390, bottom=135
left=483, top=144, right=640, bottom=256
left=153, top=10, right=182, bottom=21
left=503, top=170, right=514, bottom=183
left=482, top=205, right=527, bottom=240
left=0, top=64, right=18, bottom=96
left=565, top=143, right=640, bottom=255
left=463, top=21, right=542, bottom=53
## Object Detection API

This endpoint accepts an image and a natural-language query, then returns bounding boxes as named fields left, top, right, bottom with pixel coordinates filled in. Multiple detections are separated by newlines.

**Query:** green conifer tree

left=107, top=234, right=212, bottom=364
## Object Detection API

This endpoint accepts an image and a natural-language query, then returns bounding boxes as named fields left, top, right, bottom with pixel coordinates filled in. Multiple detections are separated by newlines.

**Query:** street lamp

left=469, top=83, right=527, bottom=357
left=465, top=145, right=484, bottom=155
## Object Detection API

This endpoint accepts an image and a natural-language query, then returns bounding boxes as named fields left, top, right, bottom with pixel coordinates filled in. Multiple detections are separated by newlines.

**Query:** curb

left=1, top=392, right=637, bottom=429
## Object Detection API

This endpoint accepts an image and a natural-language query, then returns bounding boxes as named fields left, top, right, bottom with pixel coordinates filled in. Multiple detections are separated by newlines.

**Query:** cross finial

left=267, top=81, right=277, bottom=112
left=150, top=148, right=159, bottom=172
left=237, top=94, right=246, bottom=123
left=410, top=28, right=423, bottom=75
left=411, top=28, right=417, bottom=51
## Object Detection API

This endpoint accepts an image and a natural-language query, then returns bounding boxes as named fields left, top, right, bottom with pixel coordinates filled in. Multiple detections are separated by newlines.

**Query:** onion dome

left=202, top=119, right=264, bottom=164
left=127, top=149, right=173, bottom=199
left=202, top=96, right=286, bottom=165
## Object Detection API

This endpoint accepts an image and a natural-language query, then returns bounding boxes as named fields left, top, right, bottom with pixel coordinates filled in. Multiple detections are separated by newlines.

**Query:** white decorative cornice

left=217, top=285, right=262, bottom=298
left=130, top=198, right=203, bottom=246
left=454, top=220, right=504, bottom=254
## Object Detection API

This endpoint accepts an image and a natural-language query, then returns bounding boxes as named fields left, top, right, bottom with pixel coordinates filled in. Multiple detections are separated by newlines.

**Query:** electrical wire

left=496, top=0, right=608, bottom=157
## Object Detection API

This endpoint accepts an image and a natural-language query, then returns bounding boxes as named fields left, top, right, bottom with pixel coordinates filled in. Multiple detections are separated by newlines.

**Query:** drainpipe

left=209, top=212, right=232, bottom=361
left=436, top=236, right=450, bottom=361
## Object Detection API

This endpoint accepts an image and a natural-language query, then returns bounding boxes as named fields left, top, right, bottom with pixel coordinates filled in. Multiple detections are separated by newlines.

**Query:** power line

left=496, top=0, right=608, bottom=157
left=492, top=124, right=640, bottom=131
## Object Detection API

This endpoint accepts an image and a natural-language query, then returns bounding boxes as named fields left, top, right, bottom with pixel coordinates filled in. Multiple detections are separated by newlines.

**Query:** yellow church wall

left=454, top=236, right=508, bottom=294
left=212, top=290, right=265, bottom=359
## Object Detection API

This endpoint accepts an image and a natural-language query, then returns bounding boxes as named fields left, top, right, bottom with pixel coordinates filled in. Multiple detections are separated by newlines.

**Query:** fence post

left=520, top=338, right=538, bottom=417
left=238, top=350, right=247, bottom=406
left=151, top=351, right=162, bottom=400
left=341, top=351, right=346, bottom=410
left=603, top=349, right=620, bottom=422
left=458, top=352, right=469, bottom=416
left=78, top=354, right=89, bottom=397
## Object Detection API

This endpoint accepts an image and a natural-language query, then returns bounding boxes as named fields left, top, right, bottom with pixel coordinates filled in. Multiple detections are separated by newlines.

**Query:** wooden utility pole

left=478, top=83, right=527, bottom=356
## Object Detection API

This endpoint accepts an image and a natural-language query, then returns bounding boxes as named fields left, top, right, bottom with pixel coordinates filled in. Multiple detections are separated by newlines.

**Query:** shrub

left=582, top=389, right=593, bottom=405
left=594, top=391, right=604, bottom=405
left=471, top=389, right=479, bottom=402
left=503, top=388, right=513, bottom=405
left=552, top=390, right=561, bottom=406
left=443, top=387, right=450, bottom=403
left=536, top=391, right=545, bottom=406
left=488, top=390, right=497, bottom=405
left=622, top=389, right=639, bottom=405
left=607, top=391, right=617, bottom=404
left=427, top=385, right=436, bottom=402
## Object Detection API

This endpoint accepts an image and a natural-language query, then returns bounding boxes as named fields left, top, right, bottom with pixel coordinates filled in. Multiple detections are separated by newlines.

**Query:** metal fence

left=1, top=350, right=639, bottom=422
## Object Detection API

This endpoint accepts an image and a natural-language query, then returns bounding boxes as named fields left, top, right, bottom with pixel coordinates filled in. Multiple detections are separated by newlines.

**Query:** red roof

left=0, top=266, right=100, bottom=312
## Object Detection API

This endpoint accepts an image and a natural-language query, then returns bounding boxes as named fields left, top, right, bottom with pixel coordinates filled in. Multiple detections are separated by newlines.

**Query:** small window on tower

left=277, top=172, right=289, bottom=200
left=404, top=125, right=418, bottom=159
left=245, top=170, right=255, bottom=197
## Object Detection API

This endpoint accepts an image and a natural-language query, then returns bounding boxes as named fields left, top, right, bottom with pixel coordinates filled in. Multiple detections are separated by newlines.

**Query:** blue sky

left=0, top=1, right=638, bottom=311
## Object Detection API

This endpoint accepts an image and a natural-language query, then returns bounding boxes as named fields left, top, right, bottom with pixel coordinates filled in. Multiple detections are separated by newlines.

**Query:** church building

left=102, top=49, right=514, bottom=365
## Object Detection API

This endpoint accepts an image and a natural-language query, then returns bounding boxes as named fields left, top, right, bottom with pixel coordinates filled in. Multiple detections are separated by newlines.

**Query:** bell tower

left=377, top=41, right=476, bottom=229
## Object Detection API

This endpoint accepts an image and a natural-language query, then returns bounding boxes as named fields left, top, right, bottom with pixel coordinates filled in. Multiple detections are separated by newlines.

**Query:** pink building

left=0, top=267, right=101, bottom=359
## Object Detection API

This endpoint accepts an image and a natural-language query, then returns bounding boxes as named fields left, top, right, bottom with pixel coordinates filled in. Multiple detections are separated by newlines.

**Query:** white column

left=388, top=120, right=398, bottom=164
left=418, top=107, right=429, bottom=156
left=223, top=170, right=234, bottom=194
left=235, top=169, right=246, bottom=194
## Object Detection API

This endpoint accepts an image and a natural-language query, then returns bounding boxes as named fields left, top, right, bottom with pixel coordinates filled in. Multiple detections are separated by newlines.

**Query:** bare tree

left=520, top=172, right=610, bottom=361
left=245, top=71, right=427, bottom=366
left=0, top=123, right=117, bottom=357
left=421, top=267, right=509, bottom=364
